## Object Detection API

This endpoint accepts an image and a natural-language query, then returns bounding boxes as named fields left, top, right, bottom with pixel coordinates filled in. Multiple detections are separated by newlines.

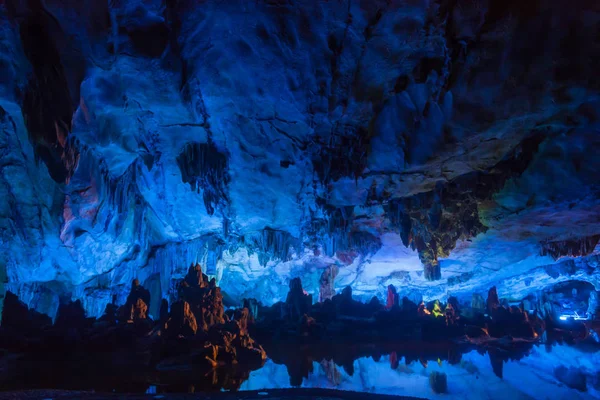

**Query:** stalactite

left=385, top=134, right=545, bottom=281
left=540, top=235, right=600, bottom=260
left=252, top=228, right=299, bottom=267
left=309, top=205, right=381, bottom=262
left=176, top=141, right=229, bottom=215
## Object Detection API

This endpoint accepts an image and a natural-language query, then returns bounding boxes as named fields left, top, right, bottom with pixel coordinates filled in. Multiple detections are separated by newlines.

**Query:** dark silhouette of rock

left=487, top=286, right=500, bottom=314
left=401, top=297, right=418, bottom=313
left=368, top=296, right=383, bottom=315
left=159, top=299, right=169, bottom=322
left=55, top=299, right=88, bottom=331
left=390, top=351, right=399, bottom=370
left=99, top=301, right=118, bottom=325
left=285, top=277, right=312, bottom=322
left=0, top=291, right=51, bottom=334
left=489, top=351, right=504, bottom=378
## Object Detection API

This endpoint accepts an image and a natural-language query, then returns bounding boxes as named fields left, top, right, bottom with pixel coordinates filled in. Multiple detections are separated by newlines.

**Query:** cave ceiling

left=0, top=0, right=599, bottom=316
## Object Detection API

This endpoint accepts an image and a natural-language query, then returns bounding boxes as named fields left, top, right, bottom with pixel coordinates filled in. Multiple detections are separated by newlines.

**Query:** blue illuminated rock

left=0, top=0, right=598, bottom=320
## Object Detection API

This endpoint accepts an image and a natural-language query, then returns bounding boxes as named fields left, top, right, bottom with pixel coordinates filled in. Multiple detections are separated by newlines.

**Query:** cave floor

left=0, top=389, right=423, bottom=400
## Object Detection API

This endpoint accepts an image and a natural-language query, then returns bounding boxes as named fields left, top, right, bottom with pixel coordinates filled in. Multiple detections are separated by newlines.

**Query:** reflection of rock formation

left=0, top=264, right=266, bottom=393
left=320, top=359, right=342, bottom=386
left=489, top=350, right=504, bottom=378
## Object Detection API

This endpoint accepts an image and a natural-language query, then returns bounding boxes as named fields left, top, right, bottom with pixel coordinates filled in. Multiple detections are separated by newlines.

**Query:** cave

left=1, top=1, right=600, bottom=399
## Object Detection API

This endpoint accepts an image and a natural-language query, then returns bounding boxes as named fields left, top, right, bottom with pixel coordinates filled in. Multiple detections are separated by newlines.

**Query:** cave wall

left=0, top=0, right=599, bottom=318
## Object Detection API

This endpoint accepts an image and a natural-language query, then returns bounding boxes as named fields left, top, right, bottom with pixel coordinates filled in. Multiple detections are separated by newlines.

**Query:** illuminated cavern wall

left=0, top=0, right=599, bottom=319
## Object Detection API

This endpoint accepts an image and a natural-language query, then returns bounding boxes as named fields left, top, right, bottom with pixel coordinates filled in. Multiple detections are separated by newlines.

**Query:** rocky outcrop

left=0, top=291, right=51, bottom=335
left=165, top=300, right=198, bottom=337
left=0, top=264, right=266, bottom=390
left=119, top=279, right=151, bottom=322
left=177, top=264, right=225, bottom=331
left=254, top=277, right=555, bottom=346
left=487, top=287, right=500, bottom=314
left=284, top=278, right=312, bottom=322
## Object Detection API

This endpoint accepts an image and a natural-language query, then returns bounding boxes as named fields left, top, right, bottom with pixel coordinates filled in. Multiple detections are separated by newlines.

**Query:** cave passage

left=1, top=0, right=599, bottom=399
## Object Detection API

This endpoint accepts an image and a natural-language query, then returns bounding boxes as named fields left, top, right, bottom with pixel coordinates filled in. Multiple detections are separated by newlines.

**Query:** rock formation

left=487, top=287, right=501, bottom=314
left=0, top=0, right=598, bottom=316
left=386, top=285, right=399, bottom=310
left=319, top=265, right=339, bottom=302
left=284, top=278, right=312, bottom=322
left=541, top=235, right=600, bottom=260
left=0, top=291, right=52, bottom=335
left=588, top=291, right=599, bottom=319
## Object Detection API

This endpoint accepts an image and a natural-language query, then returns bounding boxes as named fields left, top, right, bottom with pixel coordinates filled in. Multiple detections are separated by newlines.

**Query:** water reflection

left=242, top=344, right=600, bottom=400
left=2, top=342, right=600, bottom=399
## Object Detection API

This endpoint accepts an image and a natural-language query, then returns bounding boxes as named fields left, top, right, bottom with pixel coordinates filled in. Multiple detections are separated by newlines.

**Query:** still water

left=3, top=342, right=600, bottom=399
left=239, top=344, right=600, bottom=400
